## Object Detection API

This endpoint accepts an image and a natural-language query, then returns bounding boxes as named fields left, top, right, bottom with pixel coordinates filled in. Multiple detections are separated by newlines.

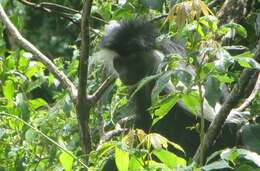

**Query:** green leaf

left=25, top=61, right=45, bottom=79
left=59, top=152, right=74, bottom=171
left=181, top=92, right=200, bottom=115
left=63, top=95, right=72, bottom=116
left=152, top=71, right=173, bottom=103
left=236, top=51, right=255, bottom=58
left=205, top=76, right=221, bottom=107
left=202, top=160, right=231, bottom=171
left=25, top=128, right=36, bottom=143
left=153, top=149, right=186, bottom=169
left=175, top=70, right=193, bottom=87
left=128, top=156, right=144, bottom=170
left=215, top=74, right=234, bottom=84
left=29, top=98, right=48, bottom=110
left=130, top=73, right=161, bottom=99
left=19, top=50, right=31, bottom=71
left=221, top=149, right=260, bottom=167
left=199, top=15, right=218, bottom=32
left=241, top=125, right=260, bottom=154
left=235, top=164, right=259, bottom=171
left=16, top=93, right=30, bottom=121
left=151, top=94, right=179, bottom=125
left=215, top=48, right=234, bottom=72
left=219, top=23, right=247, bottom=38
left=26, top=77, right=46, bottom=93
left=115, top=147, right=129, bottom=171
left=3, top=80, right=15, bottom=100
left=0, top=128, right=5, bottom=139
left=234, top=57, right=260, bottom=70
left=96, top=141, right=117, bottom=158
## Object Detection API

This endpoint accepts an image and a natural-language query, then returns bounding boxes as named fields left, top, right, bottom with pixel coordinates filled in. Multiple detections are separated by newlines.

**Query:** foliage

left=0, top=0, right=260, bottom=171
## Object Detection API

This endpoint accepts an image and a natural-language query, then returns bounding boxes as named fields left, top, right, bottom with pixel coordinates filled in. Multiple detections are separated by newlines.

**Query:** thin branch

left=208, top=0, right=225, bottom=8
left=193, top=69, right=256, bottom=163
left=235, top=72, right=260, bottom=112
left=76, top=0, right=93, bottom=156
left=99, top=116, right=134, bottom=144
left=150, top=14, right=168, bottom=23
left=18, top=0, right=107, bottom=27
left=0, top=112, right=88, bottom=169
left=0, top=4, right=77, bottom=101
left=38, top=2, right=79, bottom=14
left=17, top=0, right=80, bottom=25
left=99, top=127, right=127, bottom=144
left=88, top=75, right=116, bottom=105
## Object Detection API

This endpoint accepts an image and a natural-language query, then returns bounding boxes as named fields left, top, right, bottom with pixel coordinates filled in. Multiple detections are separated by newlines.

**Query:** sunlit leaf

left=29, top=98, right=48, bottom=110
left=115, top=147, right=129, bottom=171
left=59, top=152, right=74, bottom=171
left=151, top=94, right=179, bottom=125
left=153, top=149, right=186, bottom=169
left=3, top=80, right=15, bottom=100
left=128, top=156, right=144, bottom=170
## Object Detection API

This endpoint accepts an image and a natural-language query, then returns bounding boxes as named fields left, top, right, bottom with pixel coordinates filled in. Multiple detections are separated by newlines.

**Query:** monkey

left=97, top=19, right=244, bottom=170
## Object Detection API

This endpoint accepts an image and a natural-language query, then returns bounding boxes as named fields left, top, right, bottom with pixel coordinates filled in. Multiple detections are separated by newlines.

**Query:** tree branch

left=88, top=75, right=116, bottom=105
left=17, top=0, right=80, bottom=25
left=217, top=0, right=248, bottom=25
left=76, top=0, right=93, bottom=156
left=194, top=40, right=260, bottom=164
left=0, top=4, right=77, bottom=101
left=235, top=73, right=260, bottom=112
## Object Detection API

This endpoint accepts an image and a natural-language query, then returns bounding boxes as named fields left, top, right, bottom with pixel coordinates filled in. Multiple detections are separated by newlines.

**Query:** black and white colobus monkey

left=98, top=19, right=241, bottom=162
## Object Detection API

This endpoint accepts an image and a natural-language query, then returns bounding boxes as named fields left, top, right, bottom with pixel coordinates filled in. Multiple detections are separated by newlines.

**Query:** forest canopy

left=0, top=0, right=260, bottom=170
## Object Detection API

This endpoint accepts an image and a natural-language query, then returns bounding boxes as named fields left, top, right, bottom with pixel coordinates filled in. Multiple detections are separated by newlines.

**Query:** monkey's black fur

left=101, top=20, right=157, bottom=56
left=100, top=19, right=242, bottom=170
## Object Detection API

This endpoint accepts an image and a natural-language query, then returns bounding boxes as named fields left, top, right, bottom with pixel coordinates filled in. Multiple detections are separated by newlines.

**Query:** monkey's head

left=100, top=19, right=161, bottom=85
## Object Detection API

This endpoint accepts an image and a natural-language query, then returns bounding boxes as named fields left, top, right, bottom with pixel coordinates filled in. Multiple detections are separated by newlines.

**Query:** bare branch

left=99, top=127, right=127, bottom=144
left=150, top=14, right=168, bottom=23
left=235, top=73, right=260, bottom=112
left=0, top=4, right=77, bottom=101
left=17, top=0, right=80, bottom=25
left=76, top=0, right=93, bottom=156
left=99, top=116, right=135, bottom=144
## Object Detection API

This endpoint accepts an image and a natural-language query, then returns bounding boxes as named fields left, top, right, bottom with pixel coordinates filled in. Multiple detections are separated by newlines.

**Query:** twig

left=17, top=0, right=80, bottom=25
left=208, top=0, right=225, bottom=8
left=0, top=112, right=88, bottom=169
left=18, top=0, right=107, bottom=27
left=0, top=4, right=77, bottom=101
left=150, top=14, right=168, bottom=23
left=99, top=127, right=127, bottom=144
left=88, top=75, right=116, bottom=105
left=235, top=72, right=260, bottom=112
left=100, top=116, right=134, bottom=144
